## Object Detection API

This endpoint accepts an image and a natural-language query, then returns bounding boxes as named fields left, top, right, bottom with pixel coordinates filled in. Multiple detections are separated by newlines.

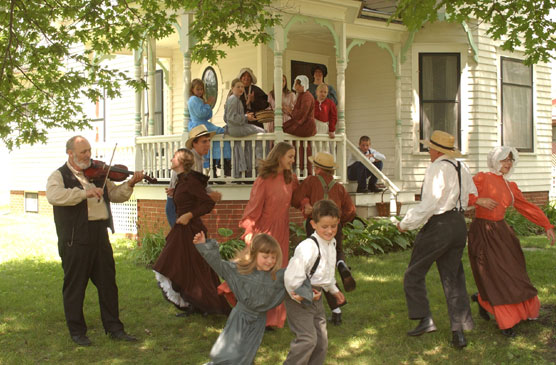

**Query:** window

left=144, top=69, right=164, bottom=135
left=501, top=57, right=533, bottom=151
left=84, top=89, right=105, bottom=142
left=202, top=67, right=218, bottom=109
left=419, top=53, right=461, bottom=151
left=24, top=192, right=38, bottom=213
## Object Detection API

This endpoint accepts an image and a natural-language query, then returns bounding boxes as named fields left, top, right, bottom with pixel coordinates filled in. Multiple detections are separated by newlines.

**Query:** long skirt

left=468, top=218, right=539, bottom=329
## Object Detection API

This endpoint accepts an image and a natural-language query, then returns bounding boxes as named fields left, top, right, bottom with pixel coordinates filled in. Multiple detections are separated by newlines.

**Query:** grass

left=2, top=213, right=556, bottom=364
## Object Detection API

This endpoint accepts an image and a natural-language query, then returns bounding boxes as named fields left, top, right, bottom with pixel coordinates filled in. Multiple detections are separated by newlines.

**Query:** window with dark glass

left=144, top=69, right=164, bottom=135
left=501, top=57, right=533, bottom=151
left=419, top=53, right=461, bottom=151
left=202, top=66, right=218, bottom=109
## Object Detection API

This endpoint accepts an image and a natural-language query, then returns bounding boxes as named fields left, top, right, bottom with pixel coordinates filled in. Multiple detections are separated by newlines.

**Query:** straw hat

left=237, top=67, right=257, bottom=84
left=420, top=130, right=462, bottom=158
left=308, top=151, right=338, bottom=170
left=185, top=125, right=216, bottom=149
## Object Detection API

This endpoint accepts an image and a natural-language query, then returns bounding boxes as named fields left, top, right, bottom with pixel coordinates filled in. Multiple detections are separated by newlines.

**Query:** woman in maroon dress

left=153, top=148, right=230, bottom=316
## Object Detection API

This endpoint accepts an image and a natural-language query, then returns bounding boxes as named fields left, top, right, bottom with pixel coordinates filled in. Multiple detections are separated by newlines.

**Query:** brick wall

left=10, top=191, right=52, bottom=216
left=136, top=199, right=305, bottom=242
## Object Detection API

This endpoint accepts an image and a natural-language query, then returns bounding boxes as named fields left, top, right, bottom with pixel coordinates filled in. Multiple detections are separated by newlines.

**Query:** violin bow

left=99, top=143, right=118, bottom=201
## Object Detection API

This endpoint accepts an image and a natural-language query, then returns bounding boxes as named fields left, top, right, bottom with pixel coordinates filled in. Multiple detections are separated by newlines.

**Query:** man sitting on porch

left=347, top=136, right=385, bottom=193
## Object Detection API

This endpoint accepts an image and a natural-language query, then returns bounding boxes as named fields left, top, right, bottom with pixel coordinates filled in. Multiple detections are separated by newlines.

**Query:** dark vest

left=52, top=164, right=114, bottom=248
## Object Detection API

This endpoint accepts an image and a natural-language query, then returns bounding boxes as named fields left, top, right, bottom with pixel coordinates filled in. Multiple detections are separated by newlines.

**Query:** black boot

left=471, top=293, right=490, bottom=321
left=407, top=316, right=437, bottom=336
left=329, top=312, right=342, bottom=326
left=451, top=330, right=467, bottom=348
left=501, top=327, right=516, bottom=337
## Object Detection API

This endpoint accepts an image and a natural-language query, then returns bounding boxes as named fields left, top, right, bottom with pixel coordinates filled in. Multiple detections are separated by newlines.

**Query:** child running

left=283, top=199, right=346, bottom=365
left=193, top=231, right=285, bottom=364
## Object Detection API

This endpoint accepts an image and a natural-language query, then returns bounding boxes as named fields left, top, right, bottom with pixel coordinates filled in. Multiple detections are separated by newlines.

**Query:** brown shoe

left=338, top=261, right=356, bottom=292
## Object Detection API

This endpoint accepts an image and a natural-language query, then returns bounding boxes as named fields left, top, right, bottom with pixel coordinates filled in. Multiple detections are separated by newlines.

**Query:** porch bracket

left=346, top=39, right=366, bottom=65
left=283, top=14, right=309, bottom=49
left=461, top=21, right=479, bottom=63
left=377, top=42, right=399, bottom=76
left=314, top=18, right=340, bottom=59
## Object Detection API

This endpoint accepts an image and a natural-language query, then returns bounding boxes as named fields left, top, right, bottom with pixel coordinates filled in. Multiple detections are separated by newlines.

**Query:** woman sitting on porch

left=224, top=78, right=265, bottom=179
left=188, top=78, right=231, bottom=177
left=237, top=67, right=269, bottom=129
left=267, top=74, right=297, bottom=133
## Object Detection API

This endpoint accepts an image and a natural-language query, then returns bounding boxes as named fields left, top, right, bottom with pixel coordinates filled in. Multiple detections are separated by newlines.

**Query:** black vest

left=52, top=164, right=114, bottom=248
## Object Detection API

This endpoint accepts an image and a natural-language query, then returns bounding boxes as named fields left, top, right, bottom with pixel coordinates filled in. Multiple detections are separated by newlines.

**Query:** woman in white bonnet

left=467, top=146, right=555, bottom=337
left=237, top=67, right=269, bottom=129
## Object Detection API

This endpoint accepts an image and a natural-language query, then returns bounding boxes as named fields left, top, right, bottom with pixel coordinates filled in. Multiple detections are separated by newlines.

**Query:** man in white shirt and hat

left=397, top=130, right=477, bottom=349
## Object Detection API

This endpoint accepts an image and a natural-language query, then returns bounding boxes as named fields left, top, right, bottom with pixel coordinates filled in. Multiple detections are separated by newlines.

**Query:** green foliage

left=289, top=222, right=307, bottom=257
left=542, top=201, right=556, bottom=226
left=217, top=227, right=245, bottom=261
left=393, top=0, right=556, bottom=65
left=504, top=207, right=544, bottom=236
left=0, top=0, right=279, bottom=149
left=128, top=231, right=166, bottom=267
left=343, top=217, right=416, bottom=256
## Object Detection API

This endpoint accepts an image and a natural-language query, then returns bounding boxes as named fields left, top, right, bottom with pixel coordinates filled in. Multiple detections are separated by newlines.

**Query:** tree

left=394, top=0, right=556, bottom=65
left=0, top=0, right=279, bottom=149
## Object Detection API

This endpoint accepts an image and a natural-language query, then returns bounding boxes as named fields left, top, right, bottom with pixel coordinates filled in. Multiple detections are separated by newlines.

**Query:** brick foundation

left=10, top=190, right=52, bottom=216
left=136, top=199, right=305, bottom=243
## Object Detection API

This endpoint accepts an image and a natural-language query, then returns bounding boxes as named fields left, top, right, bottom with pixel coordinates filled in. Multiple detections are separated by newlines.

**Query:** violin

left=84, top=159, right=157, bottom=184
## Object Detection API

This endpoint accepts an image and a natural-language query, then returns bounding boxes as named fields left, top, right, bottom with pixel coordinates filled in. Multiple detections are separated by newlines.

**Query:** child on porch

left=193, top=231, right=285, bottom=364
left=224, top=78, right=265, bottom=179
left=292, top=151, right=356, bottom=326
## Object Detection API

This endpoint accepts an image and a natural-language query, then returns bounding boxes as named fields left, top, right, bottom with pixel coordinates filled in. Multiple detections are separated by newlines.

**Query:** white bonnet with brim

left=487, top=146, right=518, bottom=176
left=294, top=75, right=309, bottom=92
left=237, top=68, right=257, bottom=84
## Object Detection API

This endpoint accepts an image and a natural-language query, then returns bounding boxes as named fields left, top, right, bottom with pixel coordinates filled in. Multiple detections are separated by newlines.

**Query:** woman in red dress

left=220, top=142, right=298, bottom=328
left=468, top=146, right=555, bottom=337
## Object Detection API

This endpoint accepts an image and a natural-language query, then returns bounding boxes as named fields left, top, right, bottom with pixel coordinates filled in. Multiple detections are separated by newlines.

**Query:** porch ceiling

left=359, top=0, right=402, bottom=24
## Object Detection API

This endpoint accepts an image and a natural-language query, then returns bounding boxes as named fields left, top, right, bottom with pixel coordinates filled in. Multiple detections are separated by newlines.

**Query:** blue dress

left=196, top=240, right=285, bottom=365
left=188, top=96, right=231, bottom=162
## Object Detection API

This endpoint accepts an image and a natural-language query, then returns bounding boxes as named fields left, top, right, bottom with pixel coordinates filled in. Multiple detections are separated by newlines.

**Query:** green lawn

left=1, top=213, right=556, bottom=364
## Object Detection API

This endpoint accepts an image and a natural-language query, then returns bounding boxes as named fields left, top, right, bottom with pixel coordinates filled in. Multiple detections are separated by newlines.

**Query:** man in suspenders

left=397, top=130, right=477, bottom=348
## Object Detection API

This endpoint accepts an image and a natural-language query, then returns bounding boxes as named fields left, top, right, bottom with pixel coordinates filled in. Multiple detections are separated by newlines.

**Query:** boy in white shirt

left=283, top=200, right=346, bottom=365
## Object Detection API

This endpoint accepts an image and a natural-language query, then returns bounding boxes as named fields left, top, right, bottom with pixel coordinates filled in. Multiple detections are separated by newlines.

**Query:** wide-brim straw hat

left=308, top=151, right=338, bottom=170
left=420, top=130, right=462, bottom=158
left=237, top=67, right=257, bottom=85
left=185, top=125, right=216, bottom=149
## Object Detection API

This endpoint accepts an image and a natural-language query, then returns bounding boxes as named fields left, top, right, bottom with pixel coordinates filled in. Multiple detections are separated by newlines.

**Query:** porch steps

left=346, top=181, right=418, bottom=219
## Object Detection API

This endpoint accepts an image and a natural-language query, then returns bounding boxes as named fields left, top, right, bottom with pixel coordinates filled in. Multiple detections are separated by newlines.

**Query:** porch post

left=178, top=14, right=193, bottom=134
left=134, top=47, right=143, bottom=137
left=147, top=38, right=156, bottom=136
left=336, top=22, right=347, bottom=183
left=394, top=44, right=402, bottom=181
left=272, top=25, right=285, bottom=142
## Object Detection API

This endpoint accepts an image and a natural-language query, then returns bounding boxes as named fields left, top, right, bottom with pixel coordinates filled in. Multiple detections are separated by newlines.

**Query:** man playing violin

left=46, top=135, right=144, bottom=346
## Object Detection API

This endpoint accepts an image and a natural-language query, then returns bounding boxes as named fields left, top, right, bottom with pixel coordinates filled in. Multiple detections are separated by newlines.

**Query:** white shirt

left=285, top=233, right=338, bottom=298
left=399, top=155, right=477, bottom=231
left=347, top=148, right=386, bottom=167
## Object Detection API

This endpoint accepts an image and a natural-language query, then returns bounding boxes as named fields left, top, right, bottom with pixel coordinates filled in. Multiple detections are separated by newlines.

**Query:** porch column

left=336, top=22, right=347, bottom=183
left=394, top=44, right=403, bottom=181
left=179, top=14, right=193, bottom=133
left=134, top=48, right=143, bottom=136
left=147, top=38, right=156, bottom=136
left=272, top=25, right=285, bottom=142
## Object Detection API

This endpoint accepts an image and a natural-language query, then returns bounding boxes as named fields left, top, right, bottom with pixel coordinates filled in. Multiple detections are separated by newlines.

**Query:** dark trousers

left=403, top=210, right=474, bottom=331
left=60, top=220, right=124, bottom=336
left=305, top=219, right=344, bottom=311
left=165, top=197, right=176, bottom=228
left=347, top=160, right=383, bottom=190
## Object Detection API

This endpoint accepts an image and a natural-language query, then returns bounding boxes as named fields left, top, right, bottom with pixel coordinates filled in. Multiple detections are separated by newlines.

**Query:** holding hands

left=193, top=231, right=206, bottom=245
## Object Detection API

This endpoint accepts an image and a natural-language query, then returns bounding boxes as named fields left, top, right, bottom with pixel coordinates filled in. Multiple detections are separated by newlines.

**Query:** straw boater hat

left=237, top=67, right=257, bottom=84
left=185, top=125, right=216, bottom=149
left=308, top=151, right=338, bottom=170
left=420, top=130, right=462, bottom=158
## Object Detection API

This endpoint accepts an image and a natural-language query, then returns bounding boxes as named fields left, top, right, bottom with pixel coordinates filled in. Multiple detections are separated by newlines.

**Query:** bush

left=129, top=231, right=166, bottom=267
left=342, top=217, right=416, bottom=256
left=504, top=207, right=543, bottom=236
left=543, top=201, right=556, bottom=226
left=217, top=227, right=246, bottom=261
left=289, top=222, right=307, bottom=257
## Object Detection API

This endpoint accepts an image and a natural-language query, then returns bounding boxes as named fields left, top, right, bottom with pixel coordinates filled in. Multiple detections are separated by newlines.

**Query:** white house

left=7, top=0, right=553, bottom=237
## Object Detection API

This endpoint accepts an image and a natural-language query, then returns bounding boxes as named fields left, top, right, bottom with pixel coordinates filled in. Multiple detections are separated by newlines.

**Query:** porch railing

left=135, top=132, right=346, bottom=183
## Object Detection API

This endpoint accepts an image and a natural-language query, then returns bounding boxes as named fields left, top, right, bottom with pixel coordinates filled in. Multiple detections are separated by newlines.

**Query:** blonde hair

left=175, top=148, right=194, bottom=173
left=316, top=83, right=329, bottom=93
left=190, top=79, right=205, bottom=98
left=234, top=233, right=282, bottom=279
left=258, top=142, right=294, bottom=184
left=231, top=78, right=242, bottom=89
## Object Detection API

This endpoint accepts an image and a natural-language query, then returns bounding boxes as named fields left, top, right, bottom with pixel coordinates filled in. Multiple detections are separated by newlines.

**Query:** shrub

left=129, top=231, right=166, bottom=267
left=504, top=207, right=543, bottom=236
left=342, top=217, right=416, bottom=256
left=289, top=222, right=307, bottom=257
left=217, top=227, right=246, bottom=261
left=543, top=201, right=556, bottom=226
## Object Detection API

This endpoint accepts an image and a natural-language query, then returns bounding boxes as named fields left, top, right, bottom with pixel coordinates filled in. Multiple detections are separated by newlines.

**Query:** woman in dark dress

left=153, top=148, right=230, bottom=316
